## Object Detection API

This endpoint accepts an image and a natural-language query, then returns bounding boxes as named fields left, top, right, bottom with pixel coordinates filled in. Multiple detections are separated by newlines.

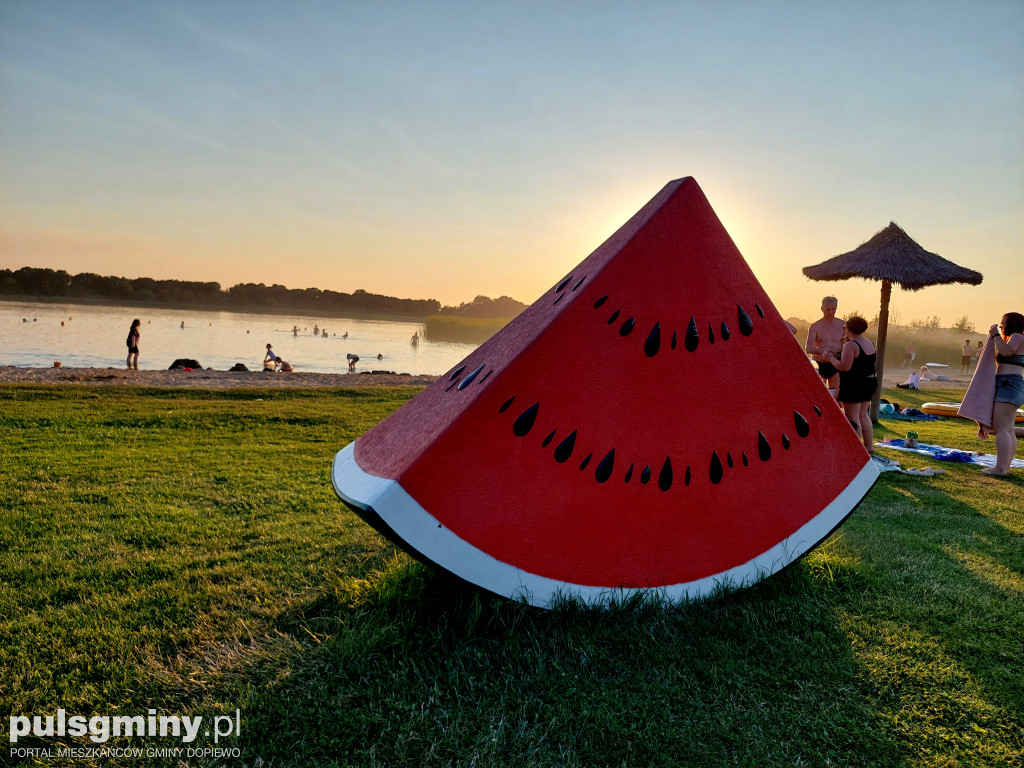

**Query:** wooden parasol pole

left=871, top=279, right=891, bottom=423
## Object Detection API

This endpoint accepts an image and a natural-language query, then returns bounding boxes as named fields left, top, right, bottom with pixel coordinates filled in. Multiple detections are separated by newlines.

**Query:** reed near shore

left=423, top=315, right=512, bottom=344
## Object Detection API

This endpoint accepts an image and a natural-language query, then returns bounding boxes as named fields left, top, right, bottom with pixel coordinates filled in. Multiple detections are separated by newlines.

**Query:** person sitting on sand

left=278, top=359, right=293, bottom=372
left=920, top=365, right=951, bottom=382
left=264, top=343, right=279, bottom=371
left=897, top=371, right=920, bottom=390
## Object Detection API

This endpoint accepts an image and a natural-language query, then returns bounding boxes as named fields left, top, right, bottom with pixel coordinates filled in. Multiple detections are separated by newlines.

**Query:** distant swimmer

left=411, top=331, right=420, bottom=347
left=342, top=332, right=348, bottom=339
left=314, top=324, right=319, bottom=335
left=377, top=353, right=383, bottom=360
left=181, top=321, right=185, bottom=329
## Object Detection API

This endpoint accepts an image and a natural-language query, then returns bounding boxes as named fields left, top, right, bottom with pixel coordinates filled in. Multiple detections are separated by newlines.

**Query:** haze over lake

left=2, top=300, right=476, bottom=376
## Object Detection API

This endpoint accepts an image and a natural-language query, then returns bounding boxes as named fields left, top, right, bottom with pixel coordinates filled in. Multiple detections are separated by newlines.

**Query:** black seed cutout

left=499, top=396, right=515, bottom=413
left=625, top=464, right=634, bottom=482
left=579, top=453, right=593, bottom=470
left=658, top=457, right=673, bottom=491
left=641, top=466, right=651, bottom=484
left=795, top=411, right=810, bottom=438
left=721, top=321, right=730, bottom=341
left=449, top=365, right=466, bottom=381
left=685, top=316, right=699, bottom=352
left=645, top=322, right=661, bottom=357
left=479, top=370, right=492, bottom=384
left=542, top=430, right=556, bottom=447
left=572, top=277, right=586, bottom=291
left=594, top=295, right=609, bottom=308
left=710, top=451, right=724, bottom=484
left=554, top=430, right=577, bottom=463
left=608, top=309, right=620, bottom=324
left=595, top=449, right=615, bottom=483
left=685, top=466, right=691, bottom=486
left=738, top=305, right=754, bottom=336
left=457, top=365, right=484, bottom=390
left=671, top=330, right=678, bottom=350
left=556, top=276, right=572, bottom=292
left=782, top=434, right=791, bottom=450
left=814, top=405, right=822, bottom=417
left=758, top=432, right=771, bottom=462
left=756, top=303, right=765, bottom=318
left=445, top=381, right=458, bottom=392
left=727, top=452, right=734, bottom=468
left=742, top=452, right=749, bottom=467
left=620, top=317, right=635, bottom=337
left=512, top=403, right=539, bottom=437
left=553, top=293, right=565, bottom=306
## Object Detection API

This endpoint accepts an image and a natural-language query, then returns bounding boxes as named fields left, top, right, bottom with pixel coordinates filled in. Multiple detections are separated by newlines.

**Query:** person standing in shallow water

left=126, top=319, right=141, bottom=370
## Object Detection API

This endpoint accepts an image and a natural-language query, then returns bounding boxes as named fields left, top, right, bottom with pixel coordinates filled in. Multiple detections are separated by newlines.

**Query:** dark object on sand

left=229, top=363, right=249, bottom=372
left=169, top=359, right=202, bottom=370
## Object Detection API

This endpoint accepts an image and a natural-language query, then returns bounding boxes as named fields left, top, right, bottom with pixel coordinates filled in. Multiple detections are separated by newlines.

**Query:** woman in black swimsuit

left=823, top=315, right=877, bottom=453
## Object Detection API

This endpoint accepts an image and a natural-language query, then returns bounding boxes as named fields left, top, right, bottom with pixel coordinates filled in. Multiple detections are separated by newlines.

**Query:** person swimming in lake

left=126, top=319, right=141, bottom=369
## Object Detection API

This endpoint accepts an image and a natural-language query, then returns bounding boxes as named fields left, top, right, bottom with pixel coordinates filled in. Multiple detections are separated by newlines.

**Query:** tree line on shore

left=0, top=266, right=525, bottom=320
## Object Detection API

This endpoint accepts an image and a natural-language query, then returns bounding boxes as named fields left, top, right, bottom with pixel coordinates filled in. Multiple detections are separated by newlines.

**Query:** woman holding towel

left=983, top=312, right=1024, bottom=475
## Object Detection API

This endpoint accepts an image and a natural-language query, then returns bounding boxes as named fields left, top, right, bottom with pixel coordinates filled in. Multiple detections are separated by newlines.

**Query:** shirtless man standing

left=805, top=296, right=845, bottom=397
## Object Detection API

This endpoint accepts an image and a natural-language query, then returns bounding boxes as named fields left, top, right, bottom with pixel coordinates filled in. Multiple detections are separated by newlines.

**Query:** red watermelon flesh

left=333, top=177, right=877, bottom=607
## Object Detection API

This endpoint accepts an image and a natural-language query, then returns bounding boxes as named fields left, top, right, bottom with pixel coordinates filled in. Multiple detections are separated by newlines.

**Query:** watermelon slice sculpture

left=333, top=177, right=878, bottom=608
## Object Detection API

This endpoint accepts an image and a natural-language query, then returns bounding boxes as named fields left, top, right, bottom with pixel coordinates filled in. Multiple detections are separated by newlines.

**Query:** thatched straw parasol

left=803, top=222, right=983, bottom=421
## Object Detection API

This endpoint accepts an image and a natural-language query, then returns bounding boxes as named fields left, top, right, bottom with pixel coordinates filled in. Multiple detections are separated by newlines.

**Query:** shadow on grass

left=846, top=474, right=1024, bottom=731
left=235, top=555, right=906, bottom=768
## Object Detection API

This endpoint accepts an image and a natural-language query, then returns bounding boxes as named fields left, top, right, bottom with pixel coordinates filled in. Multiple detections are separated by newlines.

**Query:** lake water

left=1, top=300, right=478, bottom=376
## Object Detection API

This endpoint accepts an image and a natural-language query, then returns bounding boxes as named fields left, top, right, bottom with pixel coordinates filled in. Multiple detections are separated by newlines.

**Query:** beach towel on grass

left=959, top=336, right=996, bottom=436
left=879, top=411, right=942, bottom=421
left=877, top=439, right=1024, bottom=470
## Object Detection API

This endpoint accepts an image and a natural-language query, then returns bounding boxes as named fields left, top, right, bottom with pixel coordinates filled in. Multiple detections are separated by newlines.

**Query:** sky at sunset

left=1, top=1, right=1021, bottom=327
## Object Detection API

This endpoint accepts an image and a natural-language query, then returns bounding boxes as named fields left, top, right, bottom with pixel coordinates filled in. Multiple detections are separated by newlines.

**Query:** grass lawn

left=0, top=384, right=1021, bottom=767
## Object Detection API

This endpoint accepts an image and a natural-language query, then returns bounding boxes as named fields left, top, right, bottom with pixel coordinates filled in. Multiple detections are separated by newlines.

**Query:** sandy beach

left=0, top=364, right=975, bottom=392
left=0, top=365, right=438, bottom=389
